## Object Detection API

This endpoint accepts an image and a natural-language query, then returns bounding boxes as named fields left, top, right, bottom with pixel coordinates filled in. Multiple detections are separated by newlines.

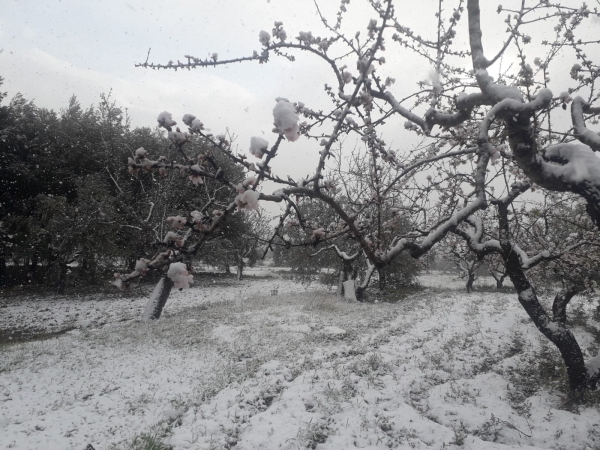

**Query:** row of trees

left=119, top=0, right=600, bottom=397
left=0, top=81, right=264, bottom=293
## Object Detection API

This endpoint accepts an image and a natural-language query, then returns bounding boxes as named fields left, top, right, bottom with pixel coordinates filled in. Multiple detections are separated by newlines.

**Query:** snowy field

left=1, top=274, right=600, bottom=449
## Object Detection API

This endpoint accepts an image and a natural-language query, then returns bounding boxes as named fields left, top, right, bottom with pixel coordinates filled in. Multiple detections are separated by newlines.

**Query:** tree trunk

left=237, top=263, right=244, bottom=281
left=224, top=263, right=231, bottom=276
left=504, top=251, right=591, bottom=392
left=141, top=276, right=174, bottom=321
left=355, top=262, right=375, bottom=302
left=88, top=255, right=97, bottom=285
left=337, top=260, right=353, bottom=297
left=56, top=263, right=67, bottom=295
left=496, top=277, right=504, bottom=289
left=30, top=253, right=39, bottom=282
left=337, top=269, right=345, bottom=297
left=466, top=272, right=475, bottom=293
left=0, top=255, right=6, bottom=286
left=378, top=268, right=386, bottom=292
left=552, top=287, right=580, bottom=324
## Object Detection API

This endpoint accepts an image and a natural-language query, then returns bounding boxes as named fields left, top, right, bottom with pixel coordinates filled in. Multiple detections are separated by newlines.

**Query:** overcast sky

left=0, top=0, right=597, bottom=213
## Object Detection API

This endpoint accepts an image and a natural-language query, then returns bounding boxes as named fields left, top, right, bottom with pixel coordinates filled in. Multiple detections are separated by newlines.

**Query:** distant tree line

left=0, top=78, right=261, bottom=293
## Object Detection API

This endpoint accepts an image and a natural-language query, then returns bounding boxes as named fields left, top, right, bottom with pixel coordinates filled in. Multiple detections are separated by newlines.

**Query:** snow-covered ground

left=1, top=274, right=599, bottom=449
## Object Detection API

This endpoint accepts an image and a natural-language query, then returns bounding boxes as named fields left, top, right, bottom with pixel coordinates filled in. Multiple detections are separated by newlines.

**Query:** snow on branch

left=571, top=96, right=600, bottom=152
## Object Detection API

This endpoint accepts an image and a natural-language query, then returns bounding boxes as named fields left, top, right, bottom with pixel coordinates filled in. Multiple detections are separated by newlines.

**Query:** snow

left=157, top=111, right=176, bottom=129
left=2, top=275, right=600, bottom=449
left=181, top=113, right=196, bottom=127
left=167, top=130, right=190, bottom=145
left=235, top=190, right=260, bottom=211
left=167, top=262, right=193, bottom=289
left=543, top=143, right=600, bottom=184
left=166, top=215, right=187, bottom=230
left=249, top=136, right=268, bottom=159
left=258, top=30, right=270, bottom=46
left=190, top=118, right=204, bottom=132
left=163, top=231, right=183, bottom=247
left=428, top=67, right=442, bottom=94
left=272, top=100, right=300, bottom=142
left=587, top=354, right=600, bottom=377
left=134, top=258, right=151, bottom=276
left=188, top=164, right=204, bottom=185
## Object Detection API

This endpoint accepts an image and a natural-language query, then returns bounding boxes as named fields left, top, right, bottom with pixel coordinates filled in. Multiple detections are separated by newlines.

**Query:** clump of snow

left=243, top=176, right=258, bottom=188
left=428, top=67, right=442, bottom=94
left=182, top=114, right=196, bottom=127
left=166, top=215, right=187, bottom=230
left=273, top=100, right=300, bottom=142
left=235, top=190, right=260, bottom=211
left=559, top=91, right=573, bottom=103
left=163, top=231, right=183, bottom=247
left=543, top=143, right=600, bottom=184
left=311, top=228, right=327, bottom=241
left=168, top=130, right=190, bottom=146
left=157, top=111, right=176, bottom=129
left=249, top=136, right=269, bottom=159
left=259, top=30, right=270, bottom=45
left=167, top=262, right=193, bottom=289
left=190, top=118, right=204, bottom=132
left=190, top=210, right=208, bottom=231
left=134, top=258, right=151, bottom=276
left=111, top=273, right=124, bottom=290
left=188, top=164, right=204, bottom=185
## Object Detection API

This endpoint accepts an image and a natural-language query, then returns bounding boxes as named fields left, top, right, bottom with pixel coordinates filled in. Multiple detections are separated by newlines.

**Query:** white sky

left=0, top=0, right=597, bottom=214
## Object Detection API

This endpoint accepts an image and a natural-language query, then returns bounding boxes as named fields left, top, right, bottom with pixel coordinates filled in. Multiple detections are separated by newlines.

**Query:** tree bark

left=236, top=263, right=244, bottom=281
left=337, top=260, right=353, bottom=297
left=504, top=251, right=591, bottom=392
left=496, top=277, right=504, bottom=289
left=30, top=253, right=39, bottom=281
left=466, top=272, right=475, bottom=293
left=141, top=276, right=174, bottom=321
left=336, top=269, right=344, bottom=297
left=552, top=287, right=580, bottom=324
left=56, top=262, right=67, bottom=295
left=0, top=255, right=6, bottom=286
left=378, top=268, right=386, bottom=292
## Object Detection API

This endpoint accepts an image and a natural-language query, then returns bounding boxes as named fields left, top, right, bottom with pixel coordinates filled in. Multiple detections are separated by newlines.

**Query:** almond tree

left=117, top=0, right=600, bottom=392
left=439, top=237, right=483, bottom=292
left=456, top=182, right=600, bottom=393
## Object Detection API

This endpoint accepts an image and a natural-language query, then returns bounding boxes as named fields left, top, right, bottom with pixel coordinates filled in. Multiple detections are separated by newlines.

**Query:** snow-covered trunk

left=141, top=276, right=174, bottom=321
left=552, top=287, right=580, bottom=324
left=504, top=250, right=591, bottom=392
left=356, top=261, right=376, bottom=302
left=336, top=260, right=353, bottom=297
